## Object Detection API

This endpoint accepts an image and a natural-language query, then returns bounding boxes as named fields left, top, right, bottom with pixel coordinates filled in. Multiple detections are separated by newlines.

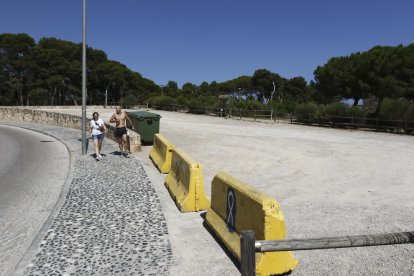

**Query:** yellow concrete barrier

left=164, top=148, right=210, bottom=212
left=149, top=134, right=174, bottom=173
left=205, top=172, right=298, bottom=276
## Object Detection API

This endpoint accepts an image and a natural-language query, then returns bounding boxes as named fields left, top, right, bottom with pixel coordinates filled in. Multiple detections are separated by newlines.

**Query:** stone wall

left=0, top=107, right=141, bottom=152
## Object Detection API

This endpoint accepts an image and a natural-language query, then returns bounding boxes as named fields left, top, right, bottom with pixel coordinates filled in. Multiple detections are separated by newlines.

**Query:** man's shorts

left=92, top=133, right=104, bottom=141
left=114, top=127, right=127, bottom=138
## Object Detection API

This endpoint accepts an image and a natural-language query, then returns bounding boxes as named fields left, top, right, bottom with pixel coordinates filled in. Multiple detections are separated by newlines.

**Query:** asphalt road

left=0, top=124, right=70, bottom=276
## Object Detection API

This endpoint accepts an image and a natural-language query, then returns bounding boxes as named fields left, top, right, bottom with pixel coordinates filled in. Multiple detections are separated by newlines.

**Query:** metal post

left=81, top=0, right=87, bottom=155
left=241, top=230, right=256, bottom=276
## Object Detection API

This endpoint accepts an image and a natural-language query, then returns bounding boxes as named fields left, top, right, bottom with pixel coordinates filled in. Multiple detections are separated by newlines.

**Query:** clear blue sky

left=1, top=0, right=414, bottom=87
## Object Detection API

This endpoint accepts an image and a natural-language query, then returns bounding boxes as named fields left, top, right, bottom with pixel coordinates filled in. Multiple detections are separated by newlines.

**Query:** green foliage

left=379, top=98, right=410, bottom=120
left=150, top=96, right=178, bottom=108
left=269, top=98, right=297, bottom=113
left=0, top=33, right=157, bottom=106
left=244, top=100, right=264, bottom=110
left=320, top=102, right=367, bottom=118
left=284, top=99, right=297, bottom=113
left=322, top=102, right=348, bottom=117
left=182, top=82, right=197, bottom=94
left=404, top=105, right=414, bottom=121
left=2, top=31, right=414, bottom=126
left=0, top=33, right=36, bottom=105
left=295, top=102, right=319, bottom=121
left=176, top=95, right=190, bottom=107
left=27, top=88, right=48, bottom=105
left=284, top=77, right=309, bottom=103
left=251, top=69, right=283, bottom=102
left=120, top=93, right=139, bottom=106
left=348, top=106, right=367, bottom=117
left=314, top=44, right=414, bottom=116
left=188, top=96, right=218, bottom=114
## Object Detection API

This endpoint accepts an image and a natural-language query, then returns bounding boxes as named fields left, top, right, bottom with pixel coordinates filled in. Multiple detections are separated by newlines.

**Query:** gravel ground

left=3, top=122, right=172, bottom=276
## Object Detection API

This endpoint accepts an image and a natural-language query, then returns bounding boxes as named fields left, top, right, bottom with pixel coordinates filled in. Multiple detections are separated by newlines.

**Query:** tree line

left=0, top=33, right=158, bottom=106
left=313, top=44, right=414, bottom=116
left=1, top=33, right=414, bottom=120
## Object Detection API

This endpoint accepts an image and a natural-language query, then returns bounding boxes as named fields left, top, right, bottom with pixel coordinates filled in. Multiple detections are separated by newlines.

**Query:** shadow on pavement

left=199, top=212, right=241, bottom=273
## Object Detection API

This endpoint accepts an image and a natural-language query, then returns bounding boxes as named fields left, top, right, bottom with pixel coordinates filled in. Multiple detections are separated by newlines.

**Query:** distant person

left=89, top=112, right=107, bottom=161
left=109, top=105, right=135, bottom=157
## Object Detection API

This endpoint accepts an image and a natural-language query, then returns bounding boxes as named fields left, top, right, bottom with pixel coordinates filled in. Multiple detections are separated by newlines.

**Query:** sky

left=1, top=0, right=414, bottom=87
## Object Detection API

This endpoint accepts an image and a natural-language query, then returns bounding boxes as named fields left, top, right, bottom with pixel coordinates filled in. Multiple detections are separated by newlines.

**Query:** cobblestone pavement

left=4, top=122, right=172, bottom=275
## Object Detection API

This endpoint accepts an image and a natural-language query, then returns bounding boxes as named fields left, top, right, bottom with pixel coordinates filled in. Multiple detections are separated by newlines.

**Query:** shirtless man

left=109, top=105, right=135, bottom=157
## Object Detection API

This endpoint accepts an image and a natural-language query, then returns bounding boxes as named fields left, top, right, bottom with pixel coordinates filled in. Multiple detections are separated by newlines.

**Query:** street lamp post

left=104, top=74, right=110, bottom=108
left=81, top=0, right=87, bottom=155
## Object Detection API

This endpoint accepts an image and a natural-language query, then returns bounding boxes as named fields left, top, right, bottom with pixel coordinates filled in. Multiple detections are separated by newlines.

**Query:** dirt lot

left=41, top=107, right=414, bottom=276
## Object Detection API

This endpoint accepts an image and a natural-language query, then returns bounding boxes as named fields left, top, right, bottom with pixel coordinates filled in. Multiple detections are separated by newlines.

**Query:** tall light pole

left=104, top=74, right=110, bottom=108
left=81, top=0, right=87, bottom=155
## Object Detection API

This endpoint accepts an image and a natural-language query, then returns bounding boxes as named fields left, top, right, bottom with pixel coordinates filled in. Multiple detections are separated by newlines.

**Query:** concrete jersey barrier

left=164, top=148, right=210, bottom=212
left=205, top=172, right=298, bottom=276
left=149, top=133, right=174, bottom=173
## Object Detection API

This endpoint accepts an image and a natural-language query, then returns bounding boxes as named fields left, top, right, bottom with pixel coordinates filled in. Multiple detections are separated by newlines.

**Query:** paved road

left=0, top=124, right=70, bottom=276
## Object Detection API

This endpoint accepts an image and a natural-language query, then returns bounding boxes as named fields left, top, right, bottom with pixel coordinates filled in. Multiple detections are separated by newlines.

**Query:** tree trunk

left=18, top=88, right=23, bottom=106
left=374, top=95, right=384, bottom=117
left=19, top=76, right=24, bottom=106
left=51, top=87, right=57, bottom=106
left=353, top=98, right=360, bottom=107
left=69, top=94, right=78, bottom=106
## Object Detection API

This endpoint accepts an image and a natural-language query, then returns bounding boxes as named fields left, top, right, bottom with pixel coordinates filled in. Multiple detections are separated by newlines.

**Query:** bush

left=379, top=98, right=410, bottom=121
left=244, top=100, right=264, bottom=110
left=120, top=94, right=139, bottom=106
left=28, top=88, right=48, bottom=105
left=177, top=95, right=190, bottom=108
left=404, top=105, right=414, bottom=122
left=322, top=102, right=348, bottom=117
left=150, top=96, right=178, bottom=109
left=348, top=106, right=367, bottom=117
left=320, top=102, right=367, bottom=118
left=188, top=96, right=218, bottom=114
left=294, top=102, right=319, bottom=122
left=280, top=99, right=297, bottom=113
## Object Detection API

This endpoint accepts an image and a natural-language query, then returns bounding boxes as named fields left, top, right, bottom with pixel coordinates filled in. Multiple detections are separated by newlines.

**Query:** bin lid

left=127, top=111, right=161, bottom=120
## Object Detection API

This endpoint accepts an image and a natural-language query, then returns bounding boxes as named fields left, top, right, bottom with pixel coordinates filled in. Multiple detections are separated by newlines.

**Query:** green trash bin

left=127, top=111, right=161, bottom=145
